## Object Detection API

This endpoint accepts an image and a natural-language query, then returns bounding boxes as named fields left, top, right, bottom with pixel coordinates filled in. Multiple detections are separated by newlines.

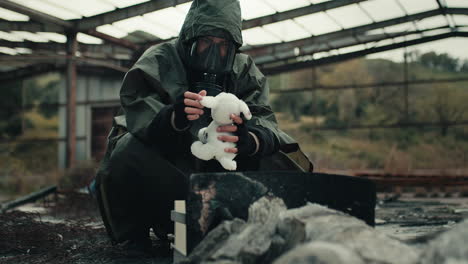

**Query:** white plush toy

left=191, top=92, right=252, bottom=171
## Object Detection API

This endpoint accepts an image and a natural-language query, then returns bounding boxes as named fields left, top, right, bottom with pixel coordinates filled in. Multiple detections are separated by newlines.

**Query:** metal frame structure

left=0, top=0, right=467, bottom=167
left=1, top=0, right=467, bottom=76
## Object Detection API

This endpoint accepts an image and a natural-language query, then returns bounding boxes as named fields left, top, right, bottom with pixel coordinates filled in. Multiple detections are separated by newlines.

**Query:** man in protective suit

left=95, top=0, right=313, bottom=253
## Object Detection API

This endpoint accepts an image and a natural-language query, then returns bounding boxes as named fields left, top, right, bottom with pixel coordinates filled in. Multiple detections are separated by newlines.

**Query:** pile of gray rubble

left=179, top=196, right=468, bottom=264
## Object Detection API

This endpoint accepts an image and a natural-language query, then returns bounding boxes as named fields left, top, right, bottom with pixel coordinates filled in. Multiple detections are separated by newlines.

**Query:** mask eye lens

left=199, top=37, right=212, bottom=45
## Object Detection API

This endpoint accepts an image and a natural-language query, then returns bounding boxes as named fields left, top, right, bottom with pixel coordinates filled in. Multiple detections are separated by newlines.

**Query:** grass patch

left=277, top=112, right=468, bottom=171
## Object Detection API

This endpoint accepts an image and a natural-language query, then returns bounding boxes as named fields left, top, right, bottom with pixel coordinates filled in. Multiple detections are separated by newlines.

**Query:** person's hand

left=216, top=114, right=257, bottom=155
left=173, top=90, right=206, bottom=129
left=183, top=90, right=207, bottom=120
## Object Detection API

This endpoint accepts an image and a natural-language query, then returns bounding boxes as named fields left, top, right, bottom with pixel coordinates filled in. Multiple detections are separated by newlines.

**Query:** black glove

left=173, top=100, right=190, bottom=130
left=234, top=120, right=257, bottom=156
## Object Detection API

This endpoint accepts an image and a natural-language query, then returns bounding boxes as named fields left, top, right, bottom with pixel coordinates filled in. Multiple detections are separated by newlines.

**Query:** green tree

left=418, top=51, right=459, bottom=72
left=430, top=85, right=467, bottom=136
left=460, top=59, right=468, bottom=73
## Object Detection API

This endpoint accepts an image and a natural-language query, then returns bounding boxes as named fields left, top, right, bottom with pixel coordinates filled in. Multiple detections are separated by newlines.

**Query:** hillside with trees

left=270, top=51, right=468, bottom=171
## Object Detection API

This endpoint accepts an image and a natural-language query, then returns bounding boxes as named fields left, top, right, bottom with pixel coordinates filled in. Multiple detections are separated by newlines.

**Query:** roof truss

left=1, top=0, right=468, bottom=76
left=260, top=31, right=468, bottom=75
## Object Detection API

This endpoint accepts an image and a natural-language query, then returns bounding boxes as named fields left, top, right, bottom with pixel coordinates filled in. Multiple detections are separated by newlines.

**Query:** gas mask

left=187, top=36, right=237, bottom=96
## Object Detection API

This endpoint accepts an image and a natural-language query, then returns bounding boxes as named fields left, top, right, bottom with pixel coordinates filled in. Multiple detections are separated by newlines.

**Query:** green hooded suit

left=96, top=0, right=313, bottom=243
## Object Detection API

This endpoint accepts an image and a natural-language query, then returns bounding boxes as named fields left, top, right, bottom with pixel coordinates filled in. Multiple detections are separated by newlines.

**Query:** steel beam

left=77, top=0, right=192, bottom=30
left=85, top=29, right=139, bottom=50
left=242, top=0, right=367, bottom=30
left=0, top=63, right=126, bottom=83
left=0, top=54, right=129, bottom=71
left=0, top=63, right=63, bottom=83
left=0, top=20, right=62, bottom=32
left=0, top=40, right=133, bottom=58
left=260, top=31, right=468, bottom=75
left=66, top=31, right=77, bottom=169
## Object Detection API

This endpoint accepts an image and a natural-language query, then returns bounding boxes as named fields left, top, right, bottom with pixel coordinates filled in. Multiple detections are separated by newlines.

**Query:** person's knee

left=108, top=132, right=187, bottom=188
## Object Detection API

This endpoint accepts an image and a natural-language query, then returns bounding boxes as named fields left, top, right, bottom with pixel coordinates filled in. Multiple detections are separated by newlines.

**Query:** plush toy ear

left=239, top=100, right=252, bottom=120
left=200, top=96, right=218, bottom=109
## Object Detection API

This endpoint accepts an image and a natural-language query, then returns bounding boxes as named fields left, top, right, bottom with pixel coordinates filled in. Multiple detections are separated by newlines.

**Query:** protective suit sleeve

left=235, top=56, right=280, bottom=156
left=119, top=67, right=184, bottom=149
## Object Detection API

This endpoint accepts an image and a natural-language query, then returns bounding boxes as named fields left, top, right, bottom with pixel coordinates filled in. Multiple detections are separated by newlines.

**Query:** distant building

left=58, top=67, right=123, bottom=168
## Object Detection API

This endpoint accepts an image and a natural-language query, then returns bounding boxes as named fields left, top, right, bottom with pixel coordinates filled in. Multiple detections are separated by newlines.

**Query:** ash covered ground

left=0, top=192, right=171, bottom=264
left=1, top=192, right=468, bottom=264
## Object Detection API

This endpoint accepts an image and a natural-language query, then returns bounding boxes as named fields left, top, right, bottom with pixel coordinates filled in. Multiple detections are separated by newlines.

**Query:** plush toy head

left=200, top=92, right=252, bottom=124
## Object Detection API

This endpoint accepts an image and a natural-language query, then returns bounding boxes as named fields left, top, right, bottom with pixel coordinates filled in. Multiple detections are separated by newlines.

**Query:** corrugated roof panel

left=384, top=22, right=417, bottom=33
left=398, top=0, right=438, bottom=15
left=37, top=32, right=67, bottom=43
left=421, top=27, right=452, bottom=37
left=312, top=51, right=329, bottom=59
left=392, top=33, right=424, bottom=43
left=416, top=16, right=449, bottom=30
left=15, top=47, right=32, bottom=54
left=96, top=25, right=128, bottom=39
left=240, top=0, right=276, bottom=20
left=374, top=38, right=394, bottom=47
left=263, top=20, right=310, bottom=42
left=0, top=47, right=18, bottom=55
left=360, top=0, right=405, bottom=22
left=143, top=7, right=186, bottom=34
left=0, top=31, right=23, bottom=42
left=10, top=0, right=81, bottom=19
left=404, top=33, right=423, bottom=41
left=77, top=33, right=103, bottom=44
left=329, top=49, right=339, bottom=56
left=308, top=0, right=329, bottom=4
left=294, top=12, right=341, bottom=35
left=365, top=28, right=386, bottom=36
left=105, top=0, right=150, bottom=8
left=452, top=15, right=468, bottom=26
left=296, top=54, right=313, bottom=61
left=242, top=27, right=281, bottom=45
left=11, top=31, right=49, bottom=42
left=326, top=4, right=373, bottom=29
left=445, top=0, right=468, bottom=8
left=113, top=16, right=175, bottom=39
left=0, top=7, right=29, bottom=21
left=339, top=44, right=367, bottom=54
left=265, top=0, right=310, bottom=12
left=45, top=0, right=114, bottom=17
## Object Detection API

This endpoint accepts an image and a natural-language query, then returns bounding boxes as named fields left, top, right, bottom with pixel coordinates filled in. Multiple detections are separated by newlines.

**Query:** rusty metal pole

left=66, top=31, right=77, bottom=168
left=404, top=50, right=409, bottom=122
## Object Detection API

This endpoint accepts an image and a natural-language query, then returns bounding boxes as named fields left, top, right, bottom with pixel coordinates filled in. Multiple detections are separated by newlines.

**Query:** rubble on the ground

left=1, top=192, right=468, bottom=264
left=419, top=219, right=468, bottom=264
left=181, top=197, right=419, bottom=264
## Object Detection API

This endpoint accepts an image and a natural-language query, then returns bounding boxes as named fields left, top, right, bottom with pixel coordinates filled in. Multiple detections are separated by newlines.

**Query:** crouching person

left=94, top=0, right=313, bottom=255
